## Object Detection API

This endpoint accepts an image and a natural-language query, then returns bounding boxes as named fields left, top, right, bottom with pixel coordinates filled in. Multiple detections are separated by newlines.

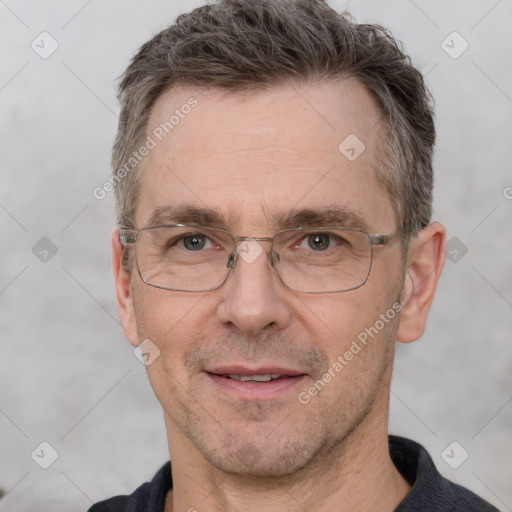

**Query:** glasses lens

left=135, top=226, right=233, bottom=291
left=134, top=226, right=373, bottom=293
left=272, top=228, right=372, bottom=293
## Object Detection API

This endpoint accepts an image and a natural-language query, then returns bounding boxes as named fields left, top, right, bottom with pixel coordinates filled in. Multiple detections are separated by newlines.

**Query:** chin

left=185, top=415, right=334, bottom=479
left=203, top=439, right=324, bottom=478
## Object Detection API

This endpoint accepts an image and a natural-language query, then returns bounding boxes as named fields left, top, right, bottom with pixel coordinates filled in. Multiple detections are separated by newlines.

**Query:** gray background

left=0, top=0, right=511, bottom=511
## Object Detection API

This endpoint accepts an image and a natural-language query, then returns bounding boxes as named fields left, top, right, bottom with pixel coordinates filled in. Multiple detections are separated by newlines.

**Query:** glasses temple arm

left=119, top=229, right=137, bottom=245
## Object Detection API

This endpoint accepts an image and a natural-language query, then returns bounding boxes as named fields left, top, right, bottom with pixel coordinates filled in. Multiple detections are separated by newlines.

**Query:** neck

left=164, top=398, right=410, bottom=512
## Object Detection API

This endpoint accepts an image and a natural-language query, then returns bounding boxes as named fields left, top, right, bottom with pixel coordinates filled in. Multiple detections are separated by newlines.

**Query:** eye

left=304, top=233, right=332, bottom=251
left=179, top=233, right=211, bottom=251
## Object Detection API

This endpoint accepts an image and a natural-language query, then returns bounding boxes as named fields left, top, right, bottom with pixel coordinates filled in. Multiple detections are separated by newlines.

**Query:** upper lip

left=206, top=365, right=305, bottom=377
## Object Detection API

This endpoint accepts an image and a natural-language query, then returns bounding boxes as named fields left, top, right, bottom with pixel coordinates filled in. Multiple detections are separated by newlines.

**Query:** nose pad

left=225, top=246, right=279, bottom=277
left=271, top=251, right=280, bottom=264
left=226, top=251, right=237, bottom=269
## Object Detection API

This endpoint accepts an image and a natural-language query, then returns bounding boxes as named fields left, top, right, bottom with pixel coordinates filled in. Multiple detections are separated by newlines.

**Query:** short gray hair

left=113, top=0, right=435, bottom=238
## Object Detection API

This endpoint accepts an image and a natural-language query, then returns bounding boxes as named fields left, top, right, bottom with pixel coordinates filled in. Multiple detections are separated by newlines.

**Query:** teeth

left=228, top=374, right=283, bottom=382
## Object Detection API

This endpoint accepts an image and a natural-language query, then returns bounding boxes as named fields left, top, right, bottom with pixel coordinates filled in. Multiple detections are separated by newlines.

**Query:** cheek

left=295, top=293, right=389, bottom=342
left=293, top=276, right=403, bottom=383
left=132, top=288, right=212, bottom=405
left=132, top=284, right=216, bottom=354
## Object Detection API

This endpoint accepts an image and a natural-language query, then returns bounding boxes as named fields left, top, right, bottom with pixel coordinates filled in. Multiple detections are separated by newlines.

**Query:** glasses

left=119, top=224, right=399, bottom=293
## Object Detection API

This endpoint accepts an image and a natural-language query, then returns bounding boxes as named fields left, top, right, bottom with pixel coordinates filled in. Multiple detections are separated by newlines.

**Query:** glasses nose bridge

left=226, top=235, right=277, bottom=270
left=236, top=235, right=274, bottom=243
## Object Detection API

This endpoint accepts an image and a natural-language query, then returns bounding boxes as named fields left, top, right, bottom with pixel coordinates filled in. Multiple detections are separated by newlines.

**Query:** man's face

left=123, top=81, right=406, bottom=476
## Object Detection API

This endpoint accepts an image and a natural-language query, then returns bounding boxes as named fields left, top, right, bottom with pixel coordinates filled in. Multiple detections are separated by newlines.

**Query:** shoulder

left=390, top=436, right=500, bottom=512
left=87, top=462, right=172, bottom=512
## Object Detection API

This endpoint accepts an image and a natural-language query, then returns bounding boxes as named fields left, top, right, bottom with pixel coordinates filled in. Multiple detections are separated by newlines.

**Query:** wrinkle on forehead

left=136, top=80, right=395, bottom=232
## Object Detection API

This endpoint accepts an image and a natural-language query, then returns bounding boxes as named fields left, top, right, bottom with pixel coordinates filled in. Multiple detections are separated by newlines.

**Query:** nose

left=216, top=240, right=291, bottom=336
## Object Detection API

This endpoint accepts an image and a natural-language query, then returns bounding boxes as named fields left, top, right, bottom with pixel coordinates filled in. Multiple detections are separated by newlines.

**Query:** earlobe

left=111, top=228, right=139, bottom=347
left=396, top=222, right=446, bottom=344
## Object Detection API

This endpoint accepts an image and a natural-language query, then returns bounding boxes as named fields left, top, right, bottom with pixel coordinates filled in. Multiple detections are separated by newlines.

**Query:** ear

left=111, top=228, right=139, bottom=347
left=397, top=222, right=446, bottom=344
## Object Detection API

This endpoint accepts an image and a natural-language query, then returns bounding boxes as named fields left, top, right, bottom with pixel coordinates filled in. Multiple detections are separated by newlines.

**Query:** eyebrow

left=147, top=205, right=229, bottom=229
left=146, top=204, right=369, bottom=232
left=275, top=206, right=369, bottom=231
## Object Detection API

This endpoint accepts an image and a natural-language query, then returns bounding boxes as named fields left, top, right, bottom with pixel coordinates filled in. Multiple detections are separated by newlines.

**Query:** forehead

left=136, top=80, right=395, bottom=232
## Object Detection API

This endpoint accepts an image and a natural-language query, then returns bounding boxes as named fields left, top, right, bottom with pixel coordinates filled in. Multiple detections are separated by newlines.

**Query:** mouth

left=219, top=373, right=296, bottom=382
left=205, top=366, right=308, bottom=400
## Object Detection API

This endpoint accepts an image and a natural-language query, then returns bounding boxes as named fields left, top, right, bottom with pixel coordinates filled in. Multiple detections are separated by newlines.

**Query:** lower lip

left=207, top=373, right=307, bottom=400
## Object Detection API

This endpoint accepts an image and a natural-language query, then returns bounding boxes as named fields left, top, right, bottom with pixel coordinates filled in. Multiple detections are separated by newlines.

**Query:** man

left=90, top=1, right=499, bottom=510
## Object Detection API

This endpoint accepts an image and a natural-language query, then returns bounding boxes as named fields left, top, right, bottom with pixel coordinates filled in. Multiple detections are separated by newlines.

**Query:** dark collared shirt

left=88, top=435, right=500, bottom=511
